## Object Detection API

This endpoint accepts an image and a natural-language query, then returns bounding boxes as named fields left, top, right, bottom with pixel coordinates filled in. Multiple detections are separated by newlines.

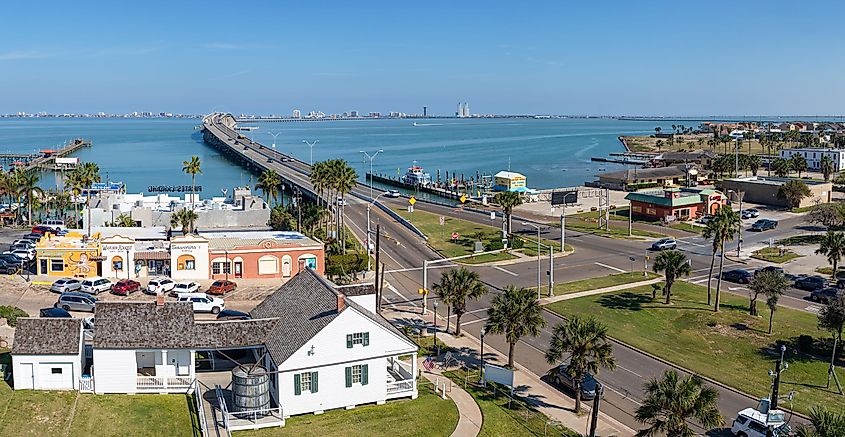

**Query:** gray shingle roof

left=12, top=318, right=82, bottom=355
left=251, top=269, right=416, bottom=363
left=94, top=301, right=277, bottom=350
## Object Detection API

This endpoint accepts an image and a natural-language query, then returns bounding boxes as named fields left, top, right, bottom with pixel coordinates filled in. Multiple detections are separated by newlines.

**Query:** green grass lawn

left=0, top=350, right=196, bottom=436
left=814, top=267, right=845, bottom=279
left=750, top=247, right=802, bottom=264
left=668, top=222, right=705, bottom=235
left=540, top=271, right=660, bottom=295
left=236, top=382, right=458, bottom=437
left=517, top=235, right=573, bottom=257
left=559, top=219, right=665, bottom=239
left=545, top=282, right=842, bottom=415
left=442, top=368, right=578, bottom=437
left=394, top=207, right=517, bottom=264
left=778, top=234, right=825, bottom=246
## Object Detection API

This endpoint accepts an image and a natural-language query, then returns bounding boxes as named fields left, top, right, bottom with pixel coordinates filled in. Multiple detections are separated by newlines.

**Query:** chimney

left=156, top=294, right=165, bottom=306
left=336, top=294, right=345, bottom=312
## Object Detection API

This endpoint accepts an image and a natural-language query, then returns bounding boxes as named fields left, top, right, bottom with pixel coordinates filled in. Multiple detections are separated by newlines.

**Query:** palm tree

left=818, top=296, right=845, bottom=393
left=821, top=155, right=835, bottom=181
left=64, top=168, right=85, bottom=228
left=634, top=370, right=723, bottom=436
left=485, top=285, right=546, bottom=368
left=545, top=316, right=616, bottom=413
left=790, top=153, right=808, bottom=178
left=713, top=206, right=741, bottom=312
left=256, top=169, right=282, bottom=206
left=115, top=213, right=134, bottom=227
left=77, top=162, right=101, bottom=235
left=747, top=155, right=761, bottom=176
left=771, top=157, right=790, bottom=177
left=796, top=407, right=845, bottom=437
left=817, top=231, right=845, bottom=279
left=15, top=170, right=44, bottom=226
left=170, top=208, right=198, bottom=234
left=702, top=215, right=725, bottom=306
left=182, top=156, right=202, bottom=229
left=779, top=179, right=811, bottom=209
left=652, top=250, right=691, bottom=304
left=494, top=191, right=522, bottom=236
left=333, top=160, right=357, bottom=247
left=654, top=127, right=661, bottom=136
left=432, top=267, right=487, bottom=336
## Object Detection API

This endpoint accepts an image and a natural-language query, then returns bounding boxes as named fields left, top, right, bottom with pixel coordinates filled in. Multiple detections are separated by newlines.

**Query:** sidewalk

left=384, top=307, right=634, bottom=437
left=418, top=357, right=483, bottom=437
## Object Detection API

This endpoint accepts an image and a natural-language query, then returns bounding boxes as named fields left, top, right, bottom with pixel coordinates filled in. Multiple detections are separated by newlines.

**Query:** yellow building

left=35, top=232, right=101, bottom=278
left=494, top=171, right=527, bottom=192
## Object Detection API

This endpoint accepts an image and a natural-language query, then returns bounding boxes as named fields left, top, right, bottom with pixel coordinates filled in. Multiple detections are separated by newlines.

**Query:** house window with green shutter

left=345, top=364, right=368, bottom=387
left=346, top=332, right=370, bottom=348
left=294, top=371, right=318, bottom=395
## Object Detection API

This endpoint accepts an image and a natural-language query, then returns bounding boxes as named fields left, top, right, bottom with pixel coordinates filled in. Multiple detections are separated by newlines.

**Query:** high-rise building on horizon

left=292, top=109, right=301, bottom=119
left=456, top=102, right=470, bottom=117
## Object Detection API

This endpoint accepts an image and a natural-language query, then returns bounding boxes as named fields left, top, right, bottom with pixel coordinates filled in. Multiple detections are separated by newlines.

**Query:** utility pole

left=302, top=139, right=319, bottom=166
left=771, top=345, right=786, bottom=410
left=374, top=224, right=381, bottom=310
left=588, top=382, right=603, bottom=437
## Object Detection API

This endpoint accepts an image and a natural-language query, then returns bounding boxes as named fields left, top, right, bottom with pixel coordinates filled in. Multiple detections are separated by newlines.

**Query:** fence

left=79, top=376, right=94, bottom=393
left=136, top=376, right=194, bottom=392
left=445, top=366, right=578, bottom=437
left=191, top=379, right=209, bottom=437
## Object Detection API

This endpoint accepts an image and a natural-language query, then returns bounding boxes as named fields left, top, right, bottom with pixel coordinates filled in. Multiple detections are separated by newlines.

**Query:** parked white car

left=146, top=277, right=176, bottom=295
left=80, top=276, right=113, bottom=294
left=731, top=406, right=789, bottom=437
left=5, top=248, right=35, bottom=260
left=50, top=278, right=82, bottom=293
left=170, top=281, right=199, bottom=296
left=177, top=293, right=225, bottom=314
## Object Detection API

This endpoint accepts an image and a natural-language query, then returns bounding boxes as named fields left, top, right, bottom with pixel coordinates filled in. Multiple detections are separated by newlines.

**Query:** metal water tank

left=231, top=365, right=271, bottom=416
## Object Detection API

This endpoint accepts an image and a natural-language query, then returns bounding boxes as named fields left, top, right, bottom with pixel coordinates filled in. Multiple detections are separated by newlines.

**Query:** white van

left=177, top=292, right=224, bottom=314
left=40, top=219, right=65, bottom=230
left=80, top=277, right=112, bottom=294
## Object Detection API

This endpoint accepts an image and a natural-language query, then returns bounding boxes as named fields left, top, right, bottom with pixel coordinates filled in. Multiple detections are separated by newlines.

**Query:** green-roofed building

left=626, top=187, right=727, bottom=221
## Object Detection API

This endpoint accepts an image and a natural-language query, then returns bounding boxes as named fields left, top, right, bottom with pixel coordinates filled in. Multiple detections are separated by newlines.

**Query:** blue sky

left=1, top=1, right=843, bottom=116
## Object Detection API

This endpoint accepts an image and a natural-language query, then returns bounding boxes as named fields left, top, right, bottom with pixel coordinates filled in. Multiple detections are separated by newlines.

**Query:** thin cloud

left=0, top=51, right=52, bottom=61
left=205, top=42, right=246, bottom=50
left=87, top=47, right=159, bottom=57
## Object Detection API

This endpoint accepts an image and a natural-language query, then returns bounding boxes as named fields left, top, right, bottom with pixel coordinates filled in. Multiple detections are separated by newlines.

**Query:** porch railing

left=137, top=376, right=194, bottom=391
left=386, top=379, right=415, bottom=395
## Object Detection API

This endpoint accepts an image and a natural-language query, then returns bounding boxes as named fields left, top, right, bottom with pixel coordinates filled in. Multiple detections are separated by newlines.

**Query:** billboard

left=551, top=190, right=578, bottom=206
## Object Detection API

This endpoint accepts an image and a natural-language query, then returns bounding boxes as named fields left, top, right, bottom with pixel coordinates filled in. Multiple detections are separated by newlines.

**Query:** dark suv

left=722, top=269, right=754, bottom=284
left=810, top=287, right=842, bottom=304
left=750, top=219, right=778, bottom=232
left=551, top=364, right=600, bottom=400
left=795, top=275, right=828, bottom=291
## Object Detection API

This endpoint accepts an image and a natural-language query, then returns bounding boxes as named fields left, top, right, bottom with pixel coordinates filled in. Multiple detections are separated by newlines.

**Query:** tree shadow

left=596, top=292, right=650, bottom=311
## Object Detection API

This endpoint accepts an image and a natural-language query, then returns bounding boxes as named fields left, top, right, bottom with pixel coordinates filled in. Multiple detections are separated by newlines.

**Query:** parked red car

left=111, top=279, right=141, bottom=296
left=207, top=280, right=237, bottom=295
left=31, top=225, right=56, bottom=235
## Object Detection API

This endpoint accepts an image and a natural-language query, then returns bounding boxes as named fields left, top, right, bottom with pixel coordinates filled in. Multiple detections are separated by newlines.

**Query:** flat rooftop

left=201, top=230, right=322, bottom=249
left=724, top=176, right=832, bottom=187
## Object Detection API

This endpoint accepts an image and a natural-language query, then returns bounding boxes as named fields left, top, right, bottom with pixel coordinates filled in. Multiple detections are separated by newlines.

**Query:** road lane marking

left=383, top=283, right=419, bottom=307
left=594, top=262, right=626, bottom=273
left=460, top=317, right=489, bottom=326
left=805, top=305, right=822, bottom=313
left=449, top=307, right=490, bottom=318
left=617, top=365, right=643, bottom=378
left=492, top=266, right=519, bottom=277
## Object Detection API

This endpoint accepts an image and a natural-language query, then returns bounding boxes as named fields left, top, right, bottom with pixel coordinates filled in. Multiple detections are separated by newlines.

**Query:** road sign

left=459, top=194, right=467, bottom=203
left=439, top=216, right=445, bottom=226
left=451, top=232, right=459, bottom=240
left=490, top=211, right=496, bottom=220
left=409, top=196, right=417, bottom=206
left=551, top=190, right=578, bottom=206
left=418, top=288, right=428, bottom=295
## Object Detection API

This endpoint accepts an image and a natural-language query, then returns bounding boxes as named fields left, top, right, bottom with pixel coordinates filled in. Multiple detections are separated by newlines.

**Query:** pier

left=0, top=138, right=91, bottom=172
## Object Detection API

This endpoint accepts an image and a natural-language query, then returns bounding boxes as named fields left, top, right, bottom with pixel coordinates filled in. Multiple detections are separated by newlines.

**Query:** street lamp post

left=523, top=222, right=543, bottom=300
left=479, top=326, right=486, bottom=385
left=433, top=301, right=439, bottom=356
left=302, top=139, right=319, bottom=166
left=729, top=190, right=744, bottom=256
left=224, top=249, right=229, bottom=281
left=366, top=192, right=388, bottom=271
left=558, top=192, right=577, bottom=251
left=268, top=131, right=281, bottom=156
left=359, top=149, right=384, bottom=200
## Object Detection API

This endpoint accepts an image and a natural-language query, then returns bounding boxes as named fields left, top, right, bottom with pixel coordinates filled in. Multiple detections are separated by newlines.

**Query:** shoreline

left=617, top=135, right=632, bottom=152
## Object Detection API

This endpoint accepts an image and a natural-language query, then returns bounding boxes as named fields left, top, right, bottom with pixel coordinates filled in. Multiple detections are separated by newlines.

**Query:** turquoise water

left=0, top=117, right=695, bottom=195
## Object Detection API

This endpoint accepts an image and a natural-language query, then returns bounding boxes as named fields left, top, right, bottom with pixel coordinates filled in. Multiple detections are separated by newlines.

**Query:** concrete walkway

left=539, top=277, right=662, bottom=305
left=418, top=357, right=483, bottom=437
left=384, top=308, right=634, bottom=437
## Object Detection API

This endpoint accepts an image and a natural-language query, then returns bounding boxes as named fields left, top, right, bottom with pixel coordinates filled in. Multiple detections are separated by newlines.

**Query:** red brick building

left=204, top=231, right=325, bottom=281
left=626, top=188, right=726, bottom=221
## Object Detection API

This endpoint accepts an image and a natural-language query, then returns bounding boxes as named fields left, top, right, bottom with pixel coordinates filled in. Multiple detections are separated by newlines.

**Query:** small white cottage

left=11, top=318, right=84, bottom=390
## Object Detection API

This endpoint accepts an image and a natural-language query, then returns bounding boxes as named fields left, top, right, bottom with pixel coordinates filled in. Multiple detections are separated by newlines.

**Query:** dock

left=590, top=156, right=647, bottom=165
left=0, top=138, right=91, bottom=172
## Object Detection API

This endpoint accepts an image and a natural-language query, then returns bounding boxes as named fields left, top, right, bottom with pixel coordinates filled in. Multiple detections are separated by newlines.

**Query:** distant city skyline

left=2, top=1, right=845, bottom=116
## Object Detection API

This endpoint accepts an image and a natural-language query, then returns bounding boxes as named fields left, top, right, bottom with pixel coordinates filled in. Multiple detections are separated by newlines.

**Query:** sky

left=1, top=1, right=844, bottom=116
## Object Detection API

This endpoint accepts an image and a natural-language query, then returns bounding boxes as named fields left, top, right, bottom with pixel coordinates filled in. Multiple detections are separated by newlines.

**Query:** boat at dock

left=402, top=165, right=432, bottom=186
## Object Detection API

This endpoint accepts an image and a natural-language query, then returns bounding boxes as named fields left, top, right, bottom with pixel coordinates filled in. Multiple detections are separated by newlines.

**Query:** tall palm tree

left=494, top=191, right=522, bottom=236
left=333, top=160, right=357, bottom=247
left=789, top=153, right=808, bottom=178
left=634, top=370, right=723, bottom=437
left=77, top=162, right=101, bottom=235
left=817, top=231, right=845, bottom=279
left=702, top=214, right=725, bottom=306
left=821, top=155, right=835, bottom=181
left=485, top=285, right=546, bottom=368
left=772, top=157, right=790, bottom=177
left=652, top=250, right=691, bottom=304
left=818, top=296, right=845, bottom=393
left=170, top=208, right=198, bottom=234
left=545, top=316, right=616, bottom=413
left=65, top=168, right=85, bottom=228
left=713, top=206, right=741, bottom=312
left=747, top=154, right=761, bottom=176
left=15, top=170, right=44, bottom=226
left=432, top=267, right=487, bottom=336
left=182, top=156, right=202, bottom=230
left=256, top=169, right=282, bottom=206
left=796, top=407, right=845, bottom=437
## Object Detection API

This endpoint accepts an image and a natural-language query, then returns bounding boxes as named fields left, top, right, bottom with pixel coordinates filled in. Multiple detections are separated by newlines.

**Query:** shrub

left=485, top=238, right=504, bottom=251
left=797, top=335, right=814, bottom=354
left=509, top=238, right=524, bottom=250
left=0, top=305, right=29, bottom=327
left=326, top=253, right=367, bottom=277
